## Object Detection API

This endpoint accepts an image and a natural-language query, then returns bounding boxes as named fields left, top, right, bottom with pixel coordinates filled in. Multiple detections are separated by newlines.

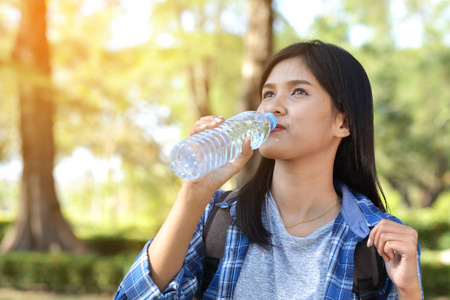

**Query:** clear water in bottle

left=170, top=111, right=277, bottom=180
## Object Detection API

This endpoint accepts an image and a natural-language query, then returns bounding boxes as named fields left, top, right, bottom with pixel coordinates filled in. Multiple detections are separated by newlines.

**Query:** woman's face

left=257, top=57, right=348, bottom=162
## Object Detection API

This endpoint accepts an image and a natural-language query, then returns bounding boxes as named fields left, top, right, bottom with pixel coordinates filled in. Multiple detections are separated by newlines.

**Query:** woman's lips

left=271, top=124, right=285, bottom=132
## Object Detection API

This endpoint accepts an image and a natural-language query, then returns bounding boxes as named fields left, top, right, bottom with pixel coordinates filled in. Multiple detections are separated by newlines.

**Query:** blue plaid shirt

left=115, top=182, right=423, bottom=299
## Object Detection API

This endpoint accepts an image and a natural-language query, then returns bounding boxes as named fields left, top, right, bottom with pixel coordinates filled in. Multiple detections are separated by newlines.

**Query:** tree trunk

left=0, top=0, right=85, bottom=253
left=237, top=0, right=273, bottom=186
left=419, top=185, right=443, bottom=208
left=187, top=57, right=213, bottom=118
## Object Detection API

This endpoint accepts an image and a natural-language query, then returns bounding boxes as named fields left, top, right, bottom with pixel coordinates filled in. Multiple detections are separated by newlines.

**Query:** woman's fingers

left=368, top=219, right=418, bottom=262
left=228, top=137, right=254, bottom=173
left=188, top=116, right=225, bottom=137
left=368, top=220, right=421, bottom=295
left=378, top=234, right=412, bottom=261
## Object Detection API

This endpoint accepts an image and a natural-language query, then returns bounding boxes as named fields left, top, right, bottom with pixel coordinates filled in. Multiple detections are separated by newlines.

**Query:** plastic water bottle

left=170, top=111, right=277, bottom=180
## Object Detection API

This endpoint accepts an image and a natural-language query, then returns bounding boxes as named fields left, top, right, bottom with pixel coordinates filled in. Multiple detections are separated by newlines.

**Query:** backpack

left=201, top=190, right=387, bottom=300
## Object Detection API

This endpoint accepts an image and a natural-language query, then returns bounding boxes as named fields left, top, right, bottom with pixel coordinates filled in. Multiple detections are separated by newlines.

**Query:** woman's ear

left=335, top=114, right=350, bottom=138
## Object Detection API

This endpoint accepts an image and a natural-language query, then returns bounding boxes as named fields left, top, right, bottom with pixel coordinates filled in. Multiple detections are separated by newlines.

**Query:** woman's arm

left=147, top=181, right=216, bottom=291
left=368, top=219, right=422, bottom=299
left=148, top=116, right=254, bottom=292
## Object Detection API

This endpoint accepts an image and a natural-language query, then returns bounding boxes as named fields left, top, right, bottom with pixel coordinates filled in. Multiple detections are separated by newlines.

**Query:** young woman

left=115, top=40, right=423, bottom=299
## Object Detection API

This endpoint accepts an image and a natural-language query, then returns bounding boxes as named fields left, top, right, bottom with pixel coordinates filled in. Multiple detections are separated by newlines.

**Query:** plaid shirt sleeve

left=114, top=235, right=203, bottom=300
left=114, top=193, right=223, bottom=300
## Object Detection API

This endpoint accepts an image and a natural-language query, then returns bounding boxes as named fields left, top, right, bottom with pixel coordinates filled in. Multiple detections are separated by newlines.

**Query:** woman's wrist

left=397, top=283, right=422, bottom=300
left=179, top=180, right=217, bottom=209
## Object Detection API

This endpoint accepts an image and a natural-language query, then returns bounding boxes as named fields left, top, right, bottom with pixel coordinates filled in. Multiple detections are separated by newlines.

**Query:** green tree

left=302, top=0, right=450, bottom=207
left=354, top=0, right=450, bottom=207
left=0, top=1, right=20, bottom=163
left=238, top=0, right=273, bottom=185
left=150, top=0, right=245, bottom=122
left=1, top=0, right=85, bottom=252
left=46, top=1, right=179, bottom=228
left=373, top=46, right=450, bottom=207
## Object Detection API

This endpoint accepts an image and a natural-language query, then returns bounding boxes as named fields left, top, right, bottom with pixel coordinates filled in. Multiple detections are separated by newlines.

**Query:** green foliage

left=0, top=221, right=9, bottom=241
left=0, top=249, right=448, bottom=296
left=0, top=181, right=19, bottom=221
left=309, top=15, right=351, bottom=45
left=388, top=191, right=450, bottom=250
left=0, top=252, right=134, bottom=294
left=415, top=220, right=450, bottom=250
left=0, top=223, right=142, bottom=293
left=0, top=2, right=20, bottom=162
left=84, top=236, right=146, bottom=256
left=0, top=220, right=148, bottom=256
left=421, top=260, right=450, bottom=297
left=362, top=45, right=450, bottom=207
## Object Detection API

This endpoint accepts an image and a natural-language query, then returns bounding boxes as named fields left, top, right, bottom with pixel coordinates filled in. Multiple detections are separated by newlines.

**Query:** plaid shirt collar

left=216, top=181, right=373, bottom=240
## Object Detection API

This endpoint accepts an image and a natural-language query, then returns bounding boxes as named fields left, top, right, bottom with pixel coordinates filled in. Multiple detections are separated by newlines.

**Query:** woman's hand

left=183, top=115, right=254, bottom=199
left=367, top=219, right=422, bottom=299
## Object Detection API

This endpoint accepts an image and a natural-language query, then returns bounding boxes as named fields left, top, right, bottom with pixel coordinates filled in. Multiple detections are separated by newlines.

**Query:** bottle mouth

left=261, top=112, right=277, bottom=131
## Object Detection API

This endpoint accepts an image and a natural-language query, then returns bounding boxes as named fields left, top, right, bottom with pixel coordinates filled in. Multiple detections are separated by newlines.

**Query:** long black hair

left=236, top=40, right=387, bottom=247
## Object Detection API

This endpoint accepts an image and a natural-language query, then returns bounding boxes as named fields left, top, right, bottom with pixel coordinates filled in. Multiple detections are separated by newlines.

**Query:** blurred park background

left=0, top=0, right=449, bottom=298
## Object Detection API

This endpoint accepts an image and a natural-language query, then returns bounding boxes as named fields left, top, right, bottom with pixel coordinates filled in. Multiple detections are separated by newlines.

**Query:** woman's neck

left=270, top=158, right=340, bottom=237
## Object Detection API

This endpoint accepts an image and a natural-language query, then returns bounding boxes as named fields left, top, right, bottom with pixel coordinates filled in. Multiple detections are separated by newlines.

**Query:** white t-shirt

left=233, top=192, right=333, bottom=300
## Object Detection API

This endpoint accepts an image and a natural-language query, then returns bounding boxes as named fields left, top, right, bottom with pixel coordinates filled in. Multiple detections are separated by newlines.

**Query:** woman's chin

left=259, top=144, right=282, bottom=160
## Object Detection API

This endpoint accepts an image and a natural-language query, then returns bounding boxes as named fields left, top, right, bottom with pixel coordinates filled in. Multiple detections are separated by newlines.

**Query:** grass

left=0, top=288, right=112, bottom=300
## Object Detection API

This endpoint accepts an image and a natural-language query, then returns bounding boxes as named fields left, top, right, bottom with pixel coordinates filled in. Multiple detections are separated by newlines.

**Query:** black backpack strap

left=200, top=190, right=237, bottom=293
left=202, top=190, right=232, bottom=244
left=352, top=235, right=387, bottom=299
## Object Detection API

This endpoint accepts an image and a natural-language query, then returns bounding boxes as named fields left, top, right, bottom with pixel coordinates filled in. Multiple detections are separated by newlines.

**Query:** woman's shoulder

left=201, top=190, right=239, bottom=226
left=351, top=189, right=403, bottom=227
left=335, top=181, right=403, bottom=233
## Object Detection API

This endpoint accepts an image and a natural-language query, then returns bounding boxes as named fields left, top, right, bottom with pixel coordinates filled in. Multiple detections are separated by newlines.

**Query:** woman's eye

left=293, top=88, right=308, bottom=96
left=263, top=91, right=275, bottom=99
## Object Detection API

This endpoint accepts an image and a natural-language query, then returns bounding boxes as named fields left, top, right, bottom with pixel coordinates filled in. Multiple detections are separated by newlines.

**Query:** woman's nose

left=264, top=95, right=286, bottom=115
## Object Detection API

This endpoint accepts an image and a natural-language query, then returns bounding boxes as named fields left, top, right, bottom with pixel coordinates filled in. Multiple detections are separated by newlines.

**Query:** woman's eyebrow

left=263, top=79, right=313, bottom=89
left=262, top=82, right=275, bottom=89
left=287, top=79, right=312, bottom=86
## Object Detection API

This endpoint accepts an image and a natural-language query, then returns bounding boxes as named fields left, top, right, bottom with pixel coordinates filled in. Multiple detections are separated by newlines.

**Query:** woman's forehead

left=265, top=57, right=317, bottom=85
